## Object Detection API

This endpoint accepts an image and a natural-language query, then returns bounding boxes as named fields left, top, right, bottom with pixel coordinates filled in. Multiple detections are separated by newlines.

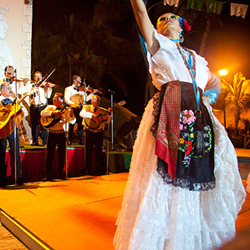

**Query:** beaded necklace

left=177, top=44, right=200, bottom=111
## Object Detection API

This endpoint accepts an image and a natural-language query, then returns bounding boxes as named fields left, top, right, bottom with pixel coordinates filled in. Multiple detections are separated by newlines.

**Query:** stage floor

left=0, top=173, right=128, bottom=250
left=0, top=171, right=250, bottom=250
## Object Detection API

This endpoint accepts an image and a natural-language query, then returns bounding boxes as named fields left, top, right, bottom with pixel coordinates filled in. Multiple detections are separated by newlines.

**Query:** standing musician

left=0, top=82, right=23, bottom=187
left=0, top=65, right=29, bottom=97
left=80, top=95, right=112, bottom=175
left=29, top=71, right=52, bottom=146
left=41, top=92, right=75, bottom=181
left=64, top=75, right=96, bottom=145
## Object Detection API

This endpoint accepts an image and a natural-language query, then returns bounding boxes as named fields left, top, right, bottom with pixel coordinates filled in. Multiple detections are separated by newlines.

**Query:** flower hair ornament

left=177, top=16, right=191, bottom=43
left=177, top=16, right=191, bottom=32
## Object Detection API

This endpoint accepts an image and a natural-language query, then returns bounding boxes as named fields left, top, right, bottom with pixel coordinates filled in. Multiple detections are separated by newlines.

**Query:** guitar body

left=84, top=111, right=109, bottom=130
left=70, top=94, right=84, bottom=108
left=40, top=106, right=66, bottom=128
left=40, top=116, right=62, bottom=128
left=0, top=103, right=24, bottom=139
left=83, top=101, right=126, bottom=130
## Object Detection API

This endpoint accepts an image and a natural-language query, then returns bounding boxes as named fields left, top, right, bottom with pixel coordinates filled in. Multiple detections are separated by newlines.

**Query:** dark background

left=32, top=0, right=250, bottom=115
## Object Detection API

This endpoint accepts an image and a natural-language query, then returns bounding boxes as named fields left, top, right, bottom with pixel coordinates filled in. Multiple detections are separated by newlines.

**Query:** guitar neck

left=14, top=93, right=29, bottom=105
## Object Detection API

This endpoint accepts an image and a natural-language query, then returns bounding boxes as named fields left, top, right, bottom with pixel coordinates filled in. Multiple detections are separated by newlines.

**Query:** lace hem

left=150, top=91, right=163, bottom=137
left=157, top=163, right=216, bottom=191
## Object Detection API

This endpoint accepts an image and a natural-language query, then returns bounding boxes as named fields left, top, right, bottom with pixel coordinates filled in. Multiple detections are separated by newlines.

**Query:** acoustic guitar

left=84, top=100, right=126, bottom=130
left=40, top=106, right=67, bottom=128
left=0, top=93, right=30, bottom=139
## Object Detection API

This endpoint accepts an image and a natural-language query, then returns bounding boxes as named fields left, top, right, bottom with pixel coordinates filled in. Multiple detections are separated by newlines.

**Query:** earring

left=180, top=34, right=184, bottom=43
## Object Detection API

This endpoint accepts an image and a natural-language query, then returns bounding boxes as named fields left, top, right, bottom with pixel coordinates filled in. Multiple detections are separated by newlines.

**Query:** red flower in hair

left=183, top=19, right=191, bottom=32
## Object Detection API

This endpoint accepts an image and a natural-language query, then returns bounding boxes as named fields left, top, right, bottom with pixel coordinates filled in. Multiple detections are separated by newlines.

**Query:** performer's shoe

left=17, top=178, right=23, bottom=186
left=79, top=141, right=84, bottom=145
left=42, top=177, right=53, bottom=182
left=68, top=140, right=72, bottom=145
left=0, top=180, right=6, bottom=188
left=31, top=142, right=39, bottom=146
left=58, top=170, right=66, bottom=180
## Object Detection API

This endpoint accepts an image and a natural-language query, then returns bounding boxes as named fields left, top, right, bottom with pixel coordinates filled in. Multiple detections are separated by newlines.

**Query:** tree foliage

left=32, top=0, right=147, bottom=114
left=214, top=72, right=250, bottom=133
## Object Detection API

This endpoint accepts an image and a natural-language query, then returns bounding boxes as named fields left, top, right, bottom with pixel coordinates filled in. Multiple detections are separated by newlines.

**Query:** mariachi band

left=0, top=65, right=113, bottom=187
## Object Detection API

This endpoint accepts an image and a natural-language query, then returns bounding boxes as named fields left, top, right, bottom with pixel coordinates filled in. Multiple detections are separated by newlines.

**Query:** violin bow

left=42, top=68, right=56, bottom=83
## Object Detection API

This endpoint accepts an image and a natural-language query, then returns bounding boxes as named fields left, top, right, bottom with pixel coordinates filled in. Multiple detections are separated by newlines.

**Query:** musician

left=1, top=65, right=32, bottom=144
left=29, top=71, right=52, bottom=146
left=41, top=92, right=75, bottom=181
left=80, top=95, right=112, bottom=175
left=0, top=82, right=22, bottom=187
left=64, top=75, right=95, bottom=145
left=0, top=65, right=18, bottom=97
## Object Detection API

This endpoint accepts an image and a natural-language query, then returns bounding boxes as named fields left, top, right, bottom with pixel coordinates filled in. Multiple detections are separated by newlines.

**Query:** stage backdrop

left=0, top=0, right=32, bottom=78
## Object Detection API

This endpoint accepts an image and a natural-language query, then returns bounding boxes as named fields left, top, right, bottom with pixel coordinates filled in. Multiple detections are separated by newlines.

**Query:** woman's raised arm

left=130, top=0, right=156, bottom=51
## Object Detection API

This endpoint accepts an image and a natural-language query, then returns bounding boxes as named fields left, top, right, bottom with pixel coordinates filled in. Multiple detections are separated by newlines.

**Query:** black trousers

left=85, top=130, right=104, bottom=175
left=45, top=132, right=66, bottom=178
left=30, top=105, right=48, bottom=145
left=68, top=107, right=84, bottom=143
left=0, top=130, right=22, bottom=185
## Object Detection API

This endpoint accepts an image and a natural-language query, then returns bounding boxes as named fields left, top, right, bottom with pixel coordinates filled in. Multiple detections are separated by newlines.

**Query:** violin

left=73, top=85, right=102, bottom=95
left=85, top=86, right=103, bottom=95
left=32, top=81, right=58, bottom=88
left=73, top=85, right=86, bottom=92
left=39, top=81, right=58, bottom=88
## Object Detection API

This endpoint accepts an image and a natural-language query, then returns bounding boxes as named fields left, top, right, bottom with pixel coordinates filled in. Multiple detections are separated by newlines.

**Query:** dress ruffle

left=247, top=172, right=250, bottom=193
left=113, top=99, right=246, bottom=250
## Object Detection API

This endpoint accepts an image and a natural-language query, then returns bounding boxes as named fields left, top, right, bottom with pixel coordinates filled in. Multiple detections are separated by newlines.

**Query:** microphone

left=108, top=89, right=115, bottom=94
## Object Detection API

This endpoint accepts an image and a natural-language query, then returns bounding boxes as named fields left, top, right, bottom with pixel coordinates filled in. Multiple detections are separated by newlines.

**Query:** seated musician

left=0, top=82, right=23, bottom=187
left=41, top=92, right=75, bottom=181
left=80, top=95, right=112, bottom=175
left=64, top=75, right=96, bottom=145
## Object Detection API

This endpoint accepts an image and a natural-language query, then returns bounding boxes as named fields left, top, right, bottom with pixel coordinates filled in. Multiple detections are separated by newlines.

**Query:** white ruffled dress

left=114, top=29, right=246, bottom=250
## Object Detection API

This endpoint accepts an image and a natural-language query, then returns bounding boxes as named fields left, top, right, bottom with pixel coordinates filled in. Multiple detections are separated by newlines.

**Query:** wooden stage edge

left=0, top=209, right=52, bottom=250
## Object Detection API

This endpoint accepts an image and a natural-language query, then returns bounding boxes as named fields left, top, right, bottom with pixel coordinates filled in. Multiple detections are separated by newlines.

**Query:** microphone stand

left=65, top=105, right=69, bottom=180
left=13, top=69, right=18, bottom=186
left=105, top=89, right=115, bottom=175
left=108, top=89, right=115, bottom=151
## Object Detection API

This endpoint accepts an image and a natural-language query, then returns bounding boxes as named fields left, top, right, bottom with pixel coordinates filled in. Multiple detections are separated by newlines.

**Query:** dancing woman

left=114, top=1, right=246, bottom=250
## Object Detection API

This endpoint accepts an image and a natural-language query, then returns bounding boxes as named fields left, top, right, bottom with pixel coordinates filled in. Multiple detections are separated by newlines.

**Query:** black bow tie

left=6, top=78, right=13, bottom=84
left=2, top=98, right=12, bottom=105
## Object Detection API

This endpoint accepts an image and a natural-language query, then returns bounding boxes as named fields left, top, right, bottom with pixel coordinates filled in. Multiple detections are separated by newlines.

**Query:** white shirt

left=64, top=85, right=94, bottom=106
left=147, top=28, right=209, bottom=91
left=27, top=83, right=52, bottom=106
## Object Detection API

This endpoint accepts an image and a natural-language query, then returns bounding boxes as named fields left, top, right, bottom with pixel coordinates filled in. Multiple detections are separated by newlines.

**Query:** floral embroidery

left=178, top=110, right=212, bottom=168
left=182, top=110, right=195, bottom=125
left=185, top=141, right=192, bottom=155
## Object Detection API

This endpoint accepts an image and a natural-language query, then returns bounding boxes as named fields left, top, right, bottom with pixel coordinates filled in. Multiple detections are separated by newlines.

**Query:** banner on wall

left=0, top=0, right=33, bottom=144
left=164, top=0, right=180, bottom=7
left=0, top=0, right=32, bottom=78
left=231, top=3, right=249, bottom=18
left=163, top=0, right=249, bottom=18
